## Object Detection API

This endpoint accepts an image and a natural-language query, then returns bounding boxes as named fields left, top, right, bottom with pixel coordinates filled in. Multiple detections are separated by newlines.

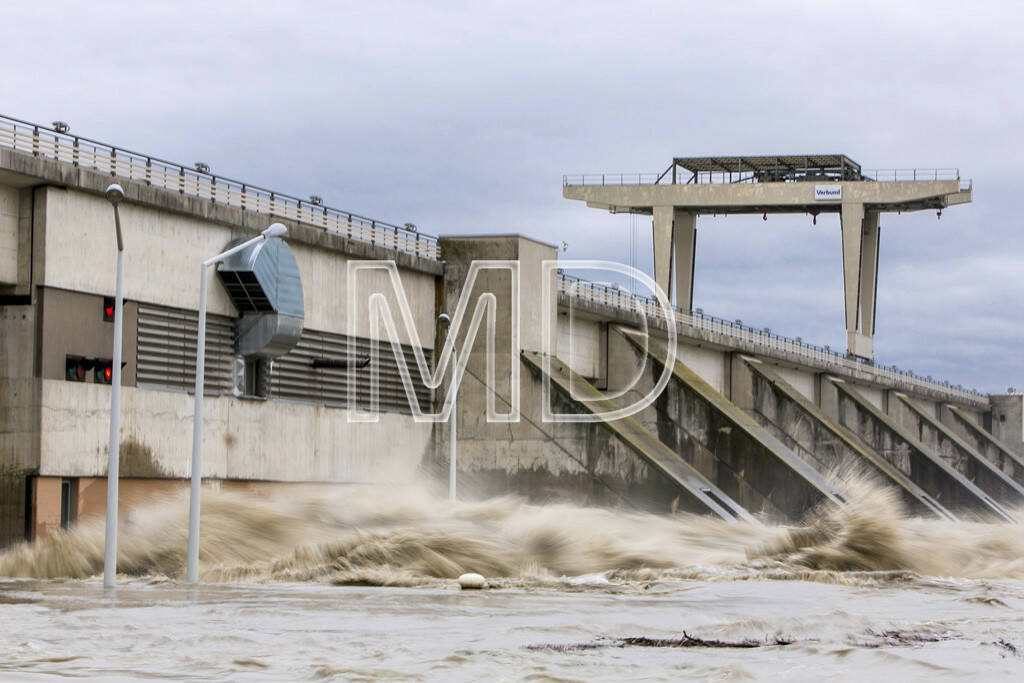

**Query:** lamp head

left=105, top=184, right=125, bottom=206
left=438, top=313, right=451, bottom=326
left=261, top=223, right=287, bottom=239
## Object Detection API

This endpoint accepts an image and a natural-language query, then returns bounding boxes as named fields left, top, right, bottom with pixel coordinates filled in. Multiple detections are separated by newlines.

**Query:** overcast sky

left=4, top=1, right=1022, bottom=392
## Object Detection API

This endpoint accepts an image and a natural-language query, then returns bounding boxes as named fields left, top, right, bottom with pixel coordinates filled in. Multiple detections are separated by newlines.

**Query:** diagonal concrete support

left=826, top=376, right=1016, bottom=522
left=522, top=350, right=753, bottom=522
left=652, top=206, right=696, bottom=310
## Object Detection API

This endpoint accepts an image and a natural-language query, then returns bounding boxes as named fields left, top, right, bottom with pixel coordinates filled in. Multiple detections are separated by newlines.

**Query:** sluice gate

left=521, top=351, right=752, bottom=523
left=893, top=394, right=1024, bottom=507
left=616, top=328, right=844, bottom=522
left=737, top=357, right=956, bottom=521
left=826, top=378, right=1015, bottom=522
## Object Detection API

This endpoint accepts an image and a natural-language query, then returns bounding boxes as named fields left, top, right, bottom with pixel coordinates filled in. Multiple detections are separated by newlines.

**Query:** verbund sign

left=814, top=185, right=842, bottom=201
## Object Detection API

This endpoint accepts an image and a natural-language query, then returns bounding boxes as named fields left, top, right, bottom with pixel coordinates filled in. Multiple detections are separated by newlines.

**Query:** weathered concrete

left=565, top=178, right=970, bottom=214
left=37, top=187, right=437, bottom=345
left=443, top=352, right=714, bottom=512
left=37, top=379, right=431, bottom=483
left=558, top=292, right=989, bottom=412
left=825, top=376, right=1014, bottom=522
left=988, top=394, right=1024, bottom=459
left=0, top=302, right=40, bottom=545
left=618, top=328, right=843, bottom=522
left=436, top=236, right=692, bottom=511
left=565, top=174, right=971, bottom=359
left=523, top=350, right=753, bottom=522
left=0, top=148, right=443, bottom=277
left=735, top=356, right=954, bottom=520
left=893, top=393, right=1024, bottom=506
left=0, top=184, right=18, bottom=284
left=940, top=404, right=1024, bottom=487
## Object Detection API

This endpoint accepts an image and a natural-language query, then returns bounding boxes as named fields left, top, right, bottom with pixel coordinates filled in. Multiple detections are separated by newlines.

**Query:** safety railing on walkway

left=557, top=271, right=987, bottom=405
left=0, top=114, right=440, bottom=260
left=563, top=168, right=964, bottom=187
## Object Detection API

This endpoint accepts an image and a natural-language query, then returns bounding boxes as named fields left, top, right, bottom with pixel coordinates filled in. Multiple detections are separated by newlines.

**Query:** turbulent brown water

left=2, top=480, right=1024, bottom=679
left=4, top=478, right=1024, bottom=585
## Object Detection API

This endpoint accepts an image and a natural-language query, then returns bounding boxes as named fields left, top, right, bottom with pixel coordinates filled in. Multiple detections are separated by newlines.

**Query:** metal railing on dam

left=563, top=168, right=967, bottom=187
left=0, top=115, right=440, bottom=260
left=557, top=271, right=987, bottom=406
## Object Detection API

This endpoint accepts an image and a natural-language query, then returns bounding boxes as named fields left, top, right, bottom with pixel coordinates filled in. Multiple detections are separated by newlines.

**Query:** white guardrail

left=563, top=168, right=965, bottom=187
left=557, top=272, right=987, bottom=405
left=0, top=115, right=440, bottom=260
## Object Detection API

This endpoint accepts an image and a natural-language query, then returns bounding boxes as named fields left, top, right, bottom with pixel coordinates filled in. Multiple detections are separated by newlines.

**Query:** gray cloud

left=3, top=0, right=1021, bottom=392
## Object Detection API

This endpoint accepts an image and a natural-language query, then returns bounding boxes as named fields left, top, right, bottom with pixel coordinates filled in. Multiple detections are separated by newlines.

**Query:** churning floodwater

left=1, top=480, right=1023, bottom=680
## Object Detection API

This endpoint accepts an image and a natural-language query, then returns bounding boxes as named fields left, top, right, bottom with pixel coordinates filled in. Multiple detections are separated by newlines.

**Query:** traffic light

left=94, top=360, right=113, bottom=384
left=65, top=356, right=94, bottom=382
left=103, top=297, right=115, bottom=322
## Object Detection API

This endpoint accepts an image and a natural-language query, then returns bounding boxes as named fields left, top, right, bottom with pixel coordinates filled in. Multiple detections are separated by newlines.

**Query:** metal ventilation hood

left=216, top=236, right=304, bottom=359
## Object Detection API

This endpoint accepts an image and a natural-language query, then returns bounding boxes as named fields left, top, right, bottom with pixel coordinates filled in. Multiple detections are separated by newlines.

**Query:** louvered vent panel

left=270, top=330, right=433, bottom=414
left=136, top=304, right=432, bottom=413
left=136, top=304, right=234, bottom=393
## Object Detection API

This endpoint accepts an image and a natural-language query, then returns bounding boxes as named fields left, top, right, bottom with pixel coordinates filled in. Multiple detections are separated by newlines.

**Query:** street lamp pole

left=438, top=314, right=456, bottom=502
left=186, top=223, right=287, bottom=584
left=103, top=184, right=126, bottom=589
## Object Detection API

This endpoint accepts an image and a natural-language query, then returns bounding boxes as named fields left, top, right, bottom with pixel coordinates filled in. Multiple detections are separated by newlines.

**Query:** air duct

left=216, top=236, right=303, bottom=359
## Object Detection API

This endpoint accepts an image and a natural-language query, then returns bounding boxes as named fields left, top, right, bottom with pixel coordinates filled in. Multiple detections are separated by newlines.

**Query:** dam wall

left=1, top=119, right=1021, bottom=547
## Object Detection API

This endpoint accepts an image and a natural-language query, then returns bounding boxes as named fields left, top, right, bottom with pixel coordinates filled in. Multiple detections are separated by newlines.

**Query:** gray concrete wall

left=559, top=292, right=990, bottom=413
left=436, top=237, right=686, bottom=510
left=734, top=357, right=951, bottom=519
left=0, top=185, right=18, bottom=284
left=0, top=302, right=40, bottom=545
left=989, top=395, right=1024, bottom=458
left=453, top=356, right=683, bottom=511
left=37, top=379, right=431, bottom=483
left=826, top=377, right=1009, bottom=520
left=938, top=404, right=1024, bottom=487
left=891, top=395, right=1024, bottom=505
left=615, top=330, right=836, bottom=522
left=556, top=313, right=603, bottom=380
left=565, top=178, right=965, bottom=213
left=40, top=187, right=437, bottom=345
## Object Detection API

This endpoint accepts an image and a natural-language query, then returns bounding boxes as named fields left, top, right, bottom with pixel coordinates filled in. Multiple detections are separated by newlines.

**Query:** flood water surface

left=1, top=481, right=1023, bottom=680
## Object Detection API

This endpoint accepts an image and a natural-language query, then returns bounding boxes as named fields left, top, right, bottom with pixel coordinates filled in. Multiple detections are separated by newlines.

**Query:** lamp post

left=186, top=223, right=287, bottom=584
left=438, top=313, right=456, bottom=502
left=103, top=183, right=126, bottom=589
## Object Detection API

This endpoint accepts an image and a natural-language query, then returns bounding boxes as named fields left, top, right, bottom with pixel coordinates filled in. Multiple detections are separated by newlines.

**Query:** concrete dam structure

left=1, top=115, right=1021, bottom=547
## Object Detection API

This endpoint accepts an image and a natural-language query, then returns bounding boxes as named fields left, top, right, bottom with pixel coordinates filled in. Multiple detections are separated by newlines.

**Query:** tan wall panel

left=32, top=476, right=62, bottom=540
left=556, top=315, right=601, bottom=379
left=773, top=365, right=816, bottom=401
left=677, top=343, right=726, bottom=394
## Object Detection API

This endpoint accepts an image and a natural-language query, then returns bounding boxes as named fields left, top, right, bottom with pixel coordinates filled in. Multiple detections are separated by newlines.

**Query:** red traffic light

left=103, top=296, right=115, bottom=322
left=94, top=360, right=113, bottom=384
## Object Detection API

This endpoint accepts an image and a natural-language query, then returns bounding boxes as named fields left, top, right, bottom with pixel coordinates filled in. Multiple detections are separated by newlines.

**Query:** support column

left=840, top=202, right=875, bottom=360
left=672, top=210, right=696, bottom=311
left=859, top=211, right=880, bottom=337
left=652, top=206, right=673, bottom=299
left=653, top=207, right=697, bottom=309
